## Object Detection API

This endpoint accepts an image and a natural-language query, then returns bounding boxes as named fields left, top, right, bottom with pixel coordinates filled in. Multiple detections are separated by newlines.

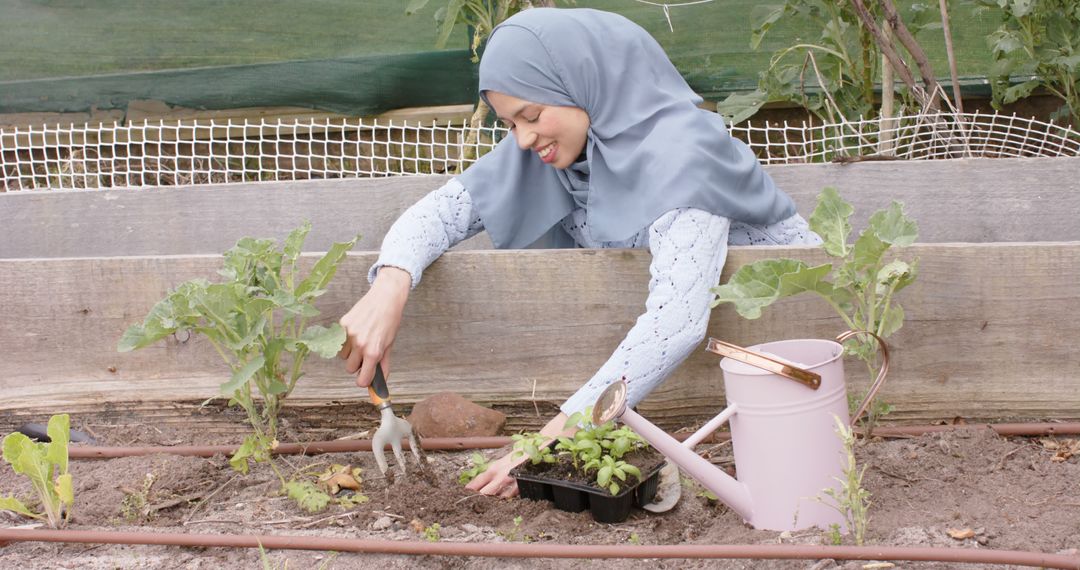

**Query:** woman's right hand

left=338, top=266, right=412, bottom=388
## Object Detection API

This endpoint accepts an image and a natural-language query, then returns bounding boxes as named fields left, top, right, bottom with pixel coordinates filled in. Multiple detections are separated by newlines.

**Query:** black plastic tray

left=512, top=460, right=666, bottom=523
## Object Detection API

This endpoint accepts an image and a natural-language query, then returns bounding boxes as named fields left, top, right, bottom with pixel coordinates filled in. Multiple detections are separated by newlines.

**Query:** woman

left=338, top=8, right=820, bottom=497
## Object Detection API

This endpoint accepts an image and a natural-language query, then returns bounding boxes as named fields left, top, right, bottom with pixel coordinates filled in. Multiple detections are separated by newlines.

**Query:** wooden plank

left=3, top=157, right=1078, bottom=258
left=0, top=177, right=492, bottom=256
left=2, top=244, right=1078, bottom=433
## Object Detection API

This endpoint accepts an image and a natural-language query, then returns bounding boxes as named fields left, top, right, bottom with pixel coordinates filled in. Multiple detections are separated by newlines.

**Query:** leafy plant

left=821, top=416, right=872, bottom=545
left=711, top=187, right=918, bottom=422
left=424, top=522, right=442, bottom=542
left=458, top=452, right=492, bottom=484
left=511, top=432, right=556, bottom=465
left=118, top=222, right=358, bottom=476
left=826, top=522, right=844, bottom=545
left=0, top=414, right=74, bottom=529
left=719, top=0, right=941, bottom=127
left=973, top=0, right=1080, bottom=123
left=284, top=480, right=332, bottom=514
left=120, top=472, right=156, bottom=522
left=584, top=455, right=642, bottom=496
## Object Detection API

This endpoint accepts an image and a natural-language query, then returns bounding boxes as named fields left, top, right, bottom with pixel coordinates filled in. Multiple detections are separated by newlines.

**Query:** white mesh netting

left=2, top=110, right=1078, bottom=191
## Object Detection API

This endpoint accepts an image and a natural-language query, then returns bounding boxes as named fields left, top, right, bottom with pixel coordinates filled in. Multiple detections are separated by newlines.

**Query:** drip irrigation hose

left=66, top=422, right=1080, bottom=459
left=0, top=529, right=1077, bottom=568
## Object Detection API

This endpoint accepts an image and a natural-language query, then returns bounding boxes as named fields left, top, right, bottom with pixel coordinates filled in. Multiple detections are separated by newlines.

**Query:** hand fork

left=368, top=363, right=422, bottom=477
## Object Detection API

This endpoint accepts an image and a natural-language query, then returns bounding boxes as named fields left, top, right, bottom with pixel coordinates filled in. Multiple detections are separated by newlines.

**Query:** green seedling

left=820, top=415, right=872, bottom=546
left=118, top=222, right=358, bottom=477
left=458, top=452, right=491, bottom=485
left=120, top=472, right=156, bottom=522
left=511, top=433, right=556, bottom=465
left=712, top=187, right=918, bottom=432
left=284, top=480, right=332, bottom=514
left=424, top=522, right=442, bottom=542
left=584, top=455, right=642, bottom=496
left=0, top=414, right=74, bottom=529
left=826, top=523, right=843, bottom=545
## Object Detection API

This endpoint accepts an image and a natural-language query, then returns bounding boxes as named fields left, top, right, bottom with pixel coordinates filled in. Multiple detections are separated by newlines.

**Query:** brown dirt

left=1, top=424, right=1079, bottom=569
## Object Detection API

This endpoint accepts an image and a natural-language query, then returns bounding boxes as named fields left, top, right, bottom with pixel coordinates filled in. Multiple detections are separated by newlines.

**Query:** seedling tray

left=512, top=460, right=666, bottom=523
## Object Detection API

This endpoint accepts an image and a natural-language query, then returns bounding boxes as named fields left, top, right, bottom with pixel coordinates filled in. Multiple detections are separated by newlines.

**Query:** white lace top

left=369, top=178, right=821, bottom=417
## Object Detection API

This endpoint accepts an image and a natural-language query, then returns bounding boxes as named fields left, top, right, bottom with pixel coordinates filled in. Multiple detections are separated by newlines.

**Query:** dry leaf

left=316, top=464, right=363, bottom=495
left=947, top=528, right=976, bottom=540
left=410, top=518, right=425, bottom=533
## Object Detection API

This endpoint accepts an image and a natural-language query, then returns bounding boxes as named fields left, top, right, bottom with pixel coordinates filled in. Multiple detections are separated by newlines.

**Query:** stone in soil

left=406, top=392, right=506, bottom=437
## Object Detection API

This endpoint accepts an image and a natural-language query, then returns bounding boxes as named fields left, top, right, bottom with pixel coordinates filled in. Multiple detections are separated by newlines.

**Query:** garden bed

left=1, top=419, right=1078, bottom=568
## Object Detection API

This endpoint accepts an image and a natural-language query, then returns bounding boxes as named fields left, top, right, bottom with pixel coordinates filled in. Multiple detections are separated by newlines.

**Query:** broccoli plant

left=118, top=222, right=358, bottom=476
left=0, top=414, right=74, bottom=529
left=711, top=187, right=918, bottom=427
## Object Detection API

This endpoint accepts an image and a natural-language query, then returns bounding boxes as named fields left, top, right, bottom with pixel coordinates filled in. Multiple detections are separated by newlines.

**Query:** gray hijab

left=457, top=8, right=794, bottom=249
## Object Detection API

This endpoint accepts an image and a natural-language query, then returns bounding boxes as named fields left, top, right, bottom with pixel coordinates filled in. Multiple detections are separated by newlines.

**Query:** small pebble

left=372, top=516, right=394, bottom=531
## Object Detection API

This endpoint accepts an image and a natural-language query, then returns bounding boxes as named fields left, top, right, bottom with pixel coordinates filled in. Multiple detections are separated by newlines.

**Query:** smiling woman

left=337, top=7, right=820, bottom=500
left=485, top=91, right=590, bottom=169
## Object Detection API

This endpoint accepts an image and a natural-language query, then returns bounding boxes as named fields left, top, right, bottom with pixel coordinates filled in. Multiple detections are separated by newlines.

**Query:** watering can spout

left=593, top=381, right=755, bottom=522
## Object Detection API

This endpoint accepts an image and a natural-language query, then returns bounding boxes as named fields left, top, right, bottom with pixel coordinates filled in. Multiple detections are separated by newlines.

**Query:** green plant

left=284, top=480, right=333, bottom=514
left=424, top=522, right=442, bottom=542
left=458, top=452, right=492, bottom=484
left=120, top=472, right=156, bottom=522
left=974, top=0, right=1080, bottom=123
left=584, top=455, right=642, bottom=496
left=0, top=414, right=74, bottom=529
left=827, top=522, right=844, bottom=545
left=821, top=416, right=872, bottom=545
left=711, top=187, right=918, bottom=424
left=118, top=222, right=358, bottom=476
left=511, top=432, right=556, bottom=465
left=719, top=0, right=941, bottom=126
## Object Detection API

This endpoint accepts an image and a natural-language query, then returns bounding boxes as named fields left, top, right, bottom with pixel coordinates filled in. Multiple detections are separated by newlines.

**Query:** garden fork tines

left=368, top=363, right=422, bottom=478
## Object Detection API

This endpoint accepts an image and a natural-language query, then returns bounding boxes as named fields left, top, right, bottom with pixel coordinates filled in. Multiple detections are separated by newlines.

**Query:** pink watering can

left=593, top=331, right=889, bottom=532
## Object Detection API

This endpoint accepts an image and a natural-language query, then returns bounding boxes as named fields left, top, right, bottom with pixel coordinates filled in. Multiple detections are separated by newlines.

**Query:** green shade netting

left=0, top=0, right=999, bottom=117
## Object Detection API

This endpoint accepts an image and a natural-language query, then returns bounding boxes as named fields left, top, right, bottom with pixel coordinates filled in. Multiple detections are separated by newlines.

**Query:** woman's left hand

left=466, top=451, right=528, bottom=498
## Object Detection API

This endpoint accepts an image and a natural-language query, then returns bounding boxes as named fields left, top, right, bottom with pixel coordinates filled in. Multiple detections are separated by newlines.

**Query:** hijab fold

left=458, top=8, right=794, bottom=249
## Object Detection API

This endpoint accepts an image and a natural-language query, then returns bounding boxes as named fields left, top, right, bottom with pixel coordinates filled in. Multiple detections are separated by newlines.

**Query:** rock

left=372, top=516, right=394, bottom=531
left=406, top=392, right=506, bottom=438
left=461, top=523, right=480, bottom=533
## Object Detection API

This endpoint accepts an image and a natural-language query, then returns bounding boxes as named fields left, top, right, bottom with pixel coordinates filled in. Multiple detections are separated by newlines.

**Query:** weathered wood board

left=3, top=157, right=1079, bottom=259
left=2, top=243, right=1078, bottom=433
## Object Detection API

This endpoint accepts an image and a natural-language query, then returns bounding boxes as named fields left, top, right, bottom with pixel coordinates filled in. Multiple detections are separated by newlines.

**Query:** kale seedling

left=118, top=222, right=358, bottom=476
left=711, top=187, right=918, bottom=427
left=0, top=414, right=74, bottom=528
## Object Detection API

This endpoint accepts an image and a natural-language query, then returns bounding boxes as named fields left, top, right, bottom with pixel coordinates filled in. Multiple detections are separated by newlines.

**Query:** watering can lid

left=706, top=338, right=821, bottom=390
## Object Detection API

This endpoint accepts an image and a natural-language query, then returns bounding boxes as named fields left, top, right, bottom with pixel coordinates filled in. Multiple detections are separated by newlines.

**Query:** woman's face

left=486, top=91, right=590, bottom=170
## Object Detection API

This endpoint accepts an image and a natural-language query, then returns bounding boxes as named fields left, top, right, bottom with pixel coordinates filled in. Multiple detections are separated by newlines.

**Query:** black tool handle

left=367, top=362, right=390, bottom=406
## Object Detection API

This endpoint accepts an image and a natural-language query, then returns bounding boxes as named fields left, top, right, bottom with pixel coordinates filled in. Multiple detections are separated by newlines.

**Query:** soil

left=1, top=420, right=1079, bottom=569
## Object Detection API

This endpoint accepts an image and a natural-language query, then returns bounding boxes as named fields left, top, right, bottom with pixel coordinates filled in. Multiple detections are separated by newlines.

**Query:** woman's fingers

left=356, top=356, right=379, bottom=388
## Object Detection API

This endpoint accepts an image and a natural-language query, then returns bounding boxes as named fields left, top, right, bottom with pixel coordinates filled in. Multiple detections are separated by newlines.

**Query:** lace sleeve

left=560, top=208, right=731, bottom=417
left=368, top=178, right=485, bottom=288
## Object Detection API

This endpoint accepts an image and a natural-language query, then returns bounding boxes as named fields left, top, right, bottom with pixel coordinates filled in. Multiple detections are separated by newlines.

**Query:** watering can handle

left=836, top=330, right=891, bottom=427
left=706, top=338, right=822, bottom=389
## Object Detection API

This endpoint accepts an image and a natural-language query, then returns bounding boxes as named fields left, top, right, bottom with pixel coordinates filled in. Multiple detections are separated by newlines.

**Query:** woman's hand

left=467, top=412, right=576, bottom=498
left=338, top=266, right=412, bottom=387
left=466, top=451, right=529, bottom=498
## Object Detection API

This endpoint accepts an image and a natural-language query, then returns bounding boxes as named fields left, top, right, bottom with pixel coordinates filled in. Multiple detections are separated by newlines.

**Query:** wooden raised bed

left=1, top=158, right=1078, bottom=436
